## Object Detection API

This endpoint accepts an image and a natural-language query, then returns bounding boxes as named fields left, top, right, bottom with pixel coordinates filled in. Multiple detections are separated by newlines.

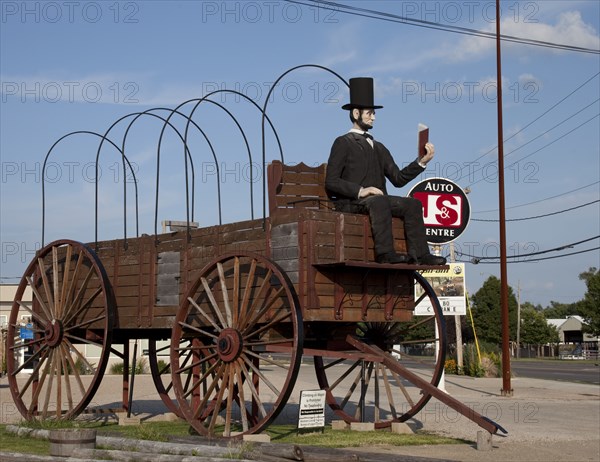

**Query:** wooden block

left=391, top=422, right=414, bottom=434
left=243, top=433, right=271, bottom=443
left=477, top=430, right=493, bottom=451
left=331, top=420, right=350, bottom=431
left=350, top=422, right=375, bottom=432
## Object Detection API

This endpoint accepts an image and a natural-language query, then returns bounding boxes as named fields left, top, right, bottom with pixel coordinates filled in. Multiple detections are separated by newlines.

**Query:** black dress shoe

left=376, top=252, right=411, bottom=264
left=418, top=254, right=447, bottom=265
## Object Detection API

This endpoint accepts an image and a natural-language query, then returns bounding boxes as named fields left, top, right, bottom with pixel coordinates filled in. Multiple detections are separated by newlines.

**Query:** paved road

left=510, top=359, right=600, bottom=385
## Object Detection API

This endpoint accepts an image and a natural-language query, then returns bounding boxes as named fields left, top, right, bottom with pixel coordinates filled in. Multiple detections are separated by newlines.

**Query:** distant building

left=547, top=315, right=599, bottom=359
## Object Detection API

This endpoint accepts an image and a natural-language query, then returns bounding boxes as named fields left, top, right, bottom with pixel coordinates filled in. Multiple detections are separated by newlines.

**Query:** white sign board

left=297, top=390, right=326, bottom=429
left=415, top=263, right=467, bottom=316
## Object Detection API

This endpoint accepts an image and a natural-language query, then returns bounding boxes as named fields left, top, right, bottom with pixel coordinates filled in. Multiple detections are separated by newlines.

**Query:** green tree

left=520, top=304, right=559, bottom=352
left=578, top=267, right=600, bottom=337
left=469, top=276, right=518, bottom=345
left=543, top=300, right=579, bottom=319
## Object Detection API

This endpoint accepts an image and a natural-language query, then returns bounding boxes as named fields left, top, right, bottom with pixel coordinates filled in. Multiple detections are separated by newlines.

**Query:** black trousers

left=335, top=195, right=430, bottom=260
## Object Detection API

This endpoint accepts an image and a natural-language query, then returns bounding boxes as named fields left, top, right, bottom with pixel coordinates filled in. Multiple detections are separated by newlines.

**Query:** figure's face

left=354, top=108, right=376, bottom=130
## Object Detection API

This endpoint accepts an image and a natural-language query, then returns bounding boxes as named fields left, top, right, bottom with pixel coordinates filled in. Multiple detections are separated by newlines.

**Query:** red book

left=418, top=123, right=429, bottom=158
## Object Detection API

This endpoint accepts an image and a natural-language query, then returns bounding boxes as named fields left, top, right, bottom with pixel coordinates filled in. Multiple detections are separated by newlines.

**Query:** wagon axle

left=217, top=328, right=243, bottom=362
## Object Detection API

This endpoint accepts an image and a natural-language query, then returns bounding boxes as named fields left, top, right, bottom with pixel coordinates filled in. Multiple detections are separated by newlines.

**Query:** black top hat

left=342, top=77, right=383, bottom=110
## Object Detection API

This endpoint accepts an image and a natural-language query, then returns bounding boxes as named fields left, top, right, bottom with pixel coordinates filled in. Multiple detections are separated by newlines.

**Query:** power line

left=458, top=235, right=600, bottom=263
left=293, top=0, right=600, bottom=54
left=467, top=112, right=600, bottom=188
left=475, top=181, right=600, bottom=213
left=464, top=99, right=599, bottom=185
left=456, top=72, right=600, bottom=180
left=472, top=199, right=600, bottom=222
left=456, top=246, right=600, bottom=264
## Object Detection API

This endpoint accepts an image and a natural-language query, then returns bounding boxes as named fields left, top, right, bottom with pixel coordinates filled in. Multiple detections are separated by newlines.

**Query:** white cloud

left=449, top=10, right=599, bottom=62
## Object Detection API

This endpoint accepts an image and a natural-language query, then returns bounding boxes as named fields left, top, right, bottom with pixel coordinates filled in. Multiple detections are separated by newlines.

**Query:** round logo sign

left=408, top=178, right=470, bottom=244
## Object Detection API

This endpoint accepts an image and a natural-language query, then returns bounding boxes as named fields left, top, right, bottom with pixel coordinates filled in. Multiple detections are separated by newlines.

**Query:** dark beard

left=357, top=118, right=372, bottom=131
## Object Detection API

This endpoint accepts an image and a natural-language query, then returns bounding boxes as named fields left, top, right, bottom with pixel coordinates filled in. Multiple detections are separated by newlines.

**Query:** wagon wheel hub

left=44, top=319, right=64, bottom=348
left=217, top=328, right=243, bottom=362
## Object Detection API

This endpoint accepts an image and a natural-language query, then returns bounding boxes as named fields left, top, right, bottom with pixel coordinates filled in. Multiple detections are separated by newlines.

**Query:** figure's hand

left=420, top=142, right=435, bottom=164
left=358, top=186, right=384, bottom=198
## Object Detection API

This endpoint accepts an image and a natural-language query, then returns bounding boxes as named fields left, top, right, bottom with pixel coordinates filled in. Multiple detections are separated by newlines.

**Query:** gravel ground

left=1, top=367, right=599, bottom=462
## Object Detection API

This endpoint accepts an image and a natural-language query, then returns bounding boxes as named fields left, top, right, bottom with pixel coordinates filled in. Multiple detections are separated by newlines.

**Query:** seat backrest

left=267, top=160, right=330, bottom=216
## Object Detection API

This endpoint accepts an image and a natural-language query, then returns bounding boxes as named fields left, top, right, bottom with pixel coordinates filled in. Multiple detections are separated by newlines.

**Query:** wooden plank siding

left=267, top=161, right=416, bottom=324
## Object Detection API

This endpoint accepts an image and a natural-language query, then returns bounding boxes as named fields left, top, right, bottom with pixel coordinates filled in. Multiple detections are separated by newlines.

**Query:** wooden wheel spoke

left=177, top=351, right=218, bottom=378
left=58, top=245, right=73, bottom=319
left=237, top=259, right=257, bottom=329
left=233, top=362, right=249, bottom=432
left=217, top=262, right=233, bottom=328
left=42, top=350, right=58, bottom=418
left=10, top=336, right=45, bottom=352
left=26, top=276, right=54, bottom=323
left=236, top=357, right=267, bottom=419
left=62, top=250, right=85, bottom=321
left=188, top=297, right=222, bottom=332
left=242, top=286, right=285, bottom=335
left=27, top=353, right=52, bottom=413
left=232, top=257, right=240, bottom=328
left=381, top=365, right=398, bottom=420
left=208, top=363, right=229, bottom=434
left=52, top=247, right=61, bottom=319
left=192, top=362, right=227, bottom=420
left=59, top=344, right=74, bottom=413
left=328, top=360, right=361, bottom=392
left=240, top=353, right=280, bottom=396
left=244, top=309, right=291, bottom=339
left=244, top=337, right=295, bottom=348
left=238, top=269, right=273, bottom=328
left=16, top=347, right=50, bottom=395
left=14, top=301, right=49, bottom=326
left=64, top=333, right=104, bottom=351
left=391, top=369, right=415, bottom=407
left=64, top=314, right=106, bottom=332
left=63, top=336, right=97, bottom=373
left=244, top=349, right=290, bottom=371
left=62, top=266, right=96, bottom=324
left=321, top=357, right=347, bottom=370
left=200, top=277, right=228, bottom=329
left=177, top=321, right=219, bottom=341
left=63, top=287, right=103, bottom=327
left=38, top=257, right=56, bottom=316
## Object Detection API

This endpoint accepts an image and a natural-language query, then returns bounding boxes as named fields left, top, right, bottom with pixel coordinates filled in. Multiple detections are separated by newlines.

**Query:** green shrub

left=109, top=357, right=147, bottom=375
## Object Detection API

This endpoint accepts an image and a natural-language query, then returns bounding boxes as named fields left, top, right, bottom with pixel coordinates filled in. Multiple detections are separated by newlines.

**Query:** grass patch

left=0, top=424, right=51, bottom=455
left=267, top=424, right=462, bottom=447
left=0, top=420, right=463, bottom=457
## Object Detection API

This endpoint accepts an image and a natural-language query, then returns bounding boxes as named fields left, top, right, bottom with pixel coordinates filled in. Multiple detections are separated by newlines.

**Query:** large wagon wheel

left=314, top=271, right=446, bottom=428
left=170, top=252, right=303, bottom=437
left=6, top=240, right=114, bottom=420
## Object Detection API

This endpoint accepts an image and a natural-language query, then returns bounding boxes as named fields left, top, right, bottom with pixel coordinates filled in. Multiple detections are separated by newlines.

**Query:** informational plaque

left=297, top=390, right=326, bottom=431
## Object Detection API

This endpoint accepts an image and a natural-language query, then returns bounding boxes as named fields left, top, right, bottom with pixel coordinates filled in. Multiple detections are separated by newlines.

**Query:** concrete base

left=350, top=422, right=375, bottom=432
left=243, top=433, right=271, bottom=443
left=391, top=422, right=414, bottom=434
left=331, top=420, right=350, bottom=431
left=118, top=416, right=141, bottom=426
left=162, top=412, right=181, bottom=422
left=477, top=431, right=493, bottom=451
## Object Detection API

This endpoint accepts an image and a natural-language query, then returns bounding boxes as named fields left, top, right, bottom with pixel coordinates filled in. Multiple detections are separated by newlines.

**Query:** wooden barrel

left=49, top=428, right=97, bottom=457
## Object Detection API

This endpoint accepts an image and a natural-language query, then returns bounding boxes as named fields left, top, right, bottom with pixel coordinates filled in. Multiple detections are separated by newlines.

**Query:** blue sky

left=1, top=0, right=599, bottom=308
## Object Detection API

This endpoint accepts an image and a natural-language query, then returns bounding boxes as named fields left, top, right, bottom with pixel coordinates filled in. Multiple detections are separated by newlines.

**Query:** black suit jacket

left=325, top=132, right=425, bottom=201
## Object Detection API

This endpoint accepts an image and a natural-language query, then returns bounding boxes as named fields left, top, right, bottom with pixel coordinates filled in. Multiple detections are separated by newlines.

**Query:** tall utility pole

left=516, top=280, right=521, bottom=358
left=496, top=0, right=513, bottom=396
